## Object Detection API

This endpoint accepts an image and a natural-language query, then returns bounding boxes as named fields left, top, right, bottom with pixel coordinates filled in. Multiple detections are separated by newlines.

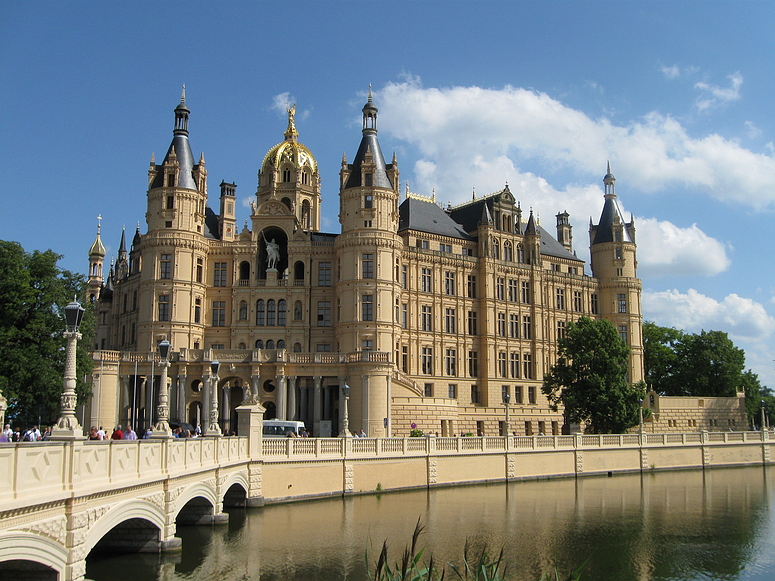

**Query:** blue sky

left=2, top=1, right=775, bottom=387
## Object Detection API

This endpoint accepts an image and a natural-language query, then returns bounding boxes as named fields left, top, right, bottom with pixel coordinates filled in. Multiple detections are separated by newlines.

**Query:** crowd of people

left=1, top=424, right=48, bottom=442
left=0, top=423, right=220, bottom=442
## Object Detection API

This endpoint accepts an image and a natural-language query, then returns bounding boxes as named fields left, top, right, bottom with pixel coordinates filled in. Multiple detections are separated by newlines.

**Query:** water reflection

left=86, top=466, right=775, bottom=581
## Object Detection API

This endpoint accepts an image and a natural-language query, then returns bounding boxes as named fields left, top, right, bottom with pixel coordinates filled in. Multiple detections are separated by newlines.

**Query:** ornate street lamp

left=51, top=298, right=86, bottom=440
left=341, top=383, right=351, bottom=438
left=207, top=359, right=222, bottom=436
left=152, top=339, right=173, bottom=437
left=502, top=392, right=511, bottom=436
left=762, top=400, right=766, bottom=431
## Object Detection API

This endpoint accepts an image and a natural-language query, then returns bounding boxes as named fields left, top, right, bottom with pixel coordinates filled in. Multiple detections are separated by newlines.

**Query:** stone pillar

left=322, top=384, right=331, bottom=420
left=202, top=374, right=210, bottom=434
left=312, top=376, right=322, bottom=436
left=386, top=373, right=392, bottom=437
left=287, top=376, right=297, bottom=421
left=361, top=374, right=370, bottom=435
left=120, top=375, right=131, bottom=426
left=300, top=380, right=309, bottom=424
left=276, top=375, right=287, bottom=420
left=222, top=382, right=231, bottom=433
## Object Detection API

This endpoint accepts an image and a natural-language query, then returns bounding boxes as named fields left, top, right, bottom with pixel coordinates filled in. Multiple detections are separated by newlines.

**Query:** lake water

left=87, top=465, right=775, bottom=580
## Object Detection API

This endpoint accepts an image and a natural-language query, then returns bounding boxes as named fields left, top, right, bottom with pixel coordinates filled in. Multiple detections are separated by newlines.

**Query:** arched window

left=239, top=261, right=250, bottom=282
left=301, top=200, right=311, bottom=228
left=502, top=214, right=511, bottom=232
left=504, top=241, right=513, bottom=262
left=282, top=168, right=291, bottom=183
left=255, top=340, right=264, bottom=349
left=294, top=300, right=303, bottom=321
left=281, top=196, right=292, bottom=210
left=293, top=342, right=302, bottom=352
left=238, top=342, right=246, bottom=349
left=517, top=244, right=525, bottom=264
left=278, top=299, right=287, bottom=326
left=266, top=340, right=275, bottom=349
left=277, top=340, right=286, bottom=349
left=256, top=300, right=265, bottom=326
left=294, top=261, right=305, bottom=281
left=493, top=240, right=500, bottom=259
left=267, top=299, right=276, bottom=326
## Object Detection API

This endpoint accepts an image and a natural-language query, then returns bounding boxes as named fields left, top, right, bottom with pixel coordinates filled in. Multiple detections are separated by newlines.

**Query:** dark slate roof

left=592, top=196, right=632, bottom=245
left=448, top=197, right=493, bottom=233
left=150, top=134, right=197, bottom=190
left=398, top=198, right=473, bottom=240
left=537, top=225, right=584, bottom=262
left=204, top=207, right=219, bottom=240
left=343, top=132, right=393, bottom=190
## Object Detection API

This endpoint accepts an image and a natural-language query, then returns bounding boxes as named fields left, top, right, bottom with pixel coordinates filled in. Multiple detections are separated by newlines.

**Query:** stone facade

left=642, top=391, right=748, bottom=433
left=86, top=89, right=643, bottom=437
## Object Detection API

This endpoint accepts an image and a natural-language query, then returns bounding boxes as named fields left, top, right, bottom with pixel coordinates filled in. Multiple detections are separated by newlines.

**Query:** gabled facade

left=86, top=90, right=643, bottom=437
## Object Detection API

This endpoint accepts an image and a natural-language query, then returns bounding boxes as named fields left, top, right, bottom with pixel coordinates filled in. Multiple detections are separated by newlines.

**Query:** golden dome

left=260, top=104, right=317, bottom=175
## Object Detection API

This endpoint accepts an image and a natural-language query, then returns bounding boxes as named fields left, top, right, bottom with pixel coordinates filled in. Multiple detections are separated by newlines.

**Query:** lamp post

left=341, top=383, right=351, bottom=437
left=51, top=298, right=86, bottom=440
left=152, top=339, right=173, bottom=437
left=762, top=400, right=766, bottom=431
left=503, top=393, right=511, bottom=436
left=207, top=359, right=222, bottom=436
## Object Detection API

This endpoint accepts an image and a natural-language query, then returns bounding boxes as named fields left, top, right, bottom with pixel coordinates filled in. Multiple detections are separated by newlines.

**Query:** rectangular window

left=619, top=325, right=628, bottom=344
left=557, top=320, right=566, bottom=339
left=448, top=384, right=457, bottom=399
left=501, top=385, right=510, bottom=402
left=498, top=352, right=507, bottom=378
left=196, top=258, right=203, bottom=283
left=194, top=298, right=201, bottom=324
left=362, top=294, right=374, bottom=321
left=316, top=343, right=332, bottom=352
left=439, top=243, right=451, bottom=253
left=362, top=254, right=374, bottom=279
left=509, top=314, right=519, bottom=338
left=471, top=384, right=479, bottom=404
left=318, top=261, right=332, bottom=286
left=364, top=193, right=373, bottom=207
left=317, top=301, right=331, bottom=327
left=401, top=265, right=408, bottom=289
left=556, top=288, right=565, bottom=310
left=402, top=303, right=408, bottom=329
left=214, top=262, right=227, bottom=287
left=132, top=290, right=137, bottom=311
left=467, top=275, right=477, bottom=298
left=158, top=294, right=170, bottom=321
left=422, top=347, right=433, bottom=375
left=523, top=353, right=532, bottom=379
left=522, top=315, right=532, bottom=339
left=528, top=386, right=536, bottom=405
left=515, top=385, right=523, bottom=404
left=510, top=353, right=520, bottom=378
left=212, top=300, right=226, bottom=327
left=445, top=348, right=457, bottom=376
left=421, top=305, right=432, bottom=331
left=402, top=345, right=408, bottom=373
left=467, top=311, right=477, bottom=335
left=618, top=293, right=627, bottom=313
left=497, top=312, right=506, bottom=337
left=496, top=277, right=505, bottom=300
left=362, top=339, right=373, bottom=351
left=508, top=279, right=518, bottom=302
left=445, top=308, right=456, bottom=334
left=421, top=268, right=432, bottom=292
left=445, top=271, right=455, bottom=295
left=615, top=247, right=623, bottom=260
left=468, top=351, right=479, bottom=377
left=424, top=383, right=433, bottom=397
left=591, top=294, right=599, bottom=314
left=521, top=281, right=531, bottom=304
left=160, top=254, right=171, bottom=279
left=573, top=291, right=583, bottom=312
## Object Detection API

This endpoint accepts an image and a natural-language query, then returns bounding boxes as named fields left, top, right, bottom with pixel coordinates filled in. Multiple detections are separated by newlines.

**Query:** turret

left=87, top=216, right=106, bottom=303
left=556, top=211, right=572, bottom=252
left=219, top=181, right=237, bottom=240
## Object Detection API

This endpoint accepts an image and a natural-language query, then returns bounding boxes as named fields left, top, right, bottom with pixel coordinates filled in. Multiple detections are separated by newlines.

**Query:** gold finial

left=285, top=104, right=298, bottom=141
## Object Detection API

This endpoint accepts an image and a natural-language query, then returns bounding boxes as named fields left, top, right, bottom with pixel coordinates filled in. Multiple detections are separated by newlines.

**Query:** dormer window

left=166, top=195, right=174, bottom=209
left=167, top=174, right=176, bottom=187
left=365, top=173, right=373, bottom=187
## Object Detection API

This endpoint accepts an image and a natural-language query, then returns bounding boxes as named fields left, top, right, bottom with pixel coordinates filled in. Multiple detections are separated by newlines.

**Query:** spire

left=525, top=209, right=538, bottom=235
left=89, top=215, right=106, bottom=257
left=119, top=226, right=127, bottom=255
left=343, top=88, right=392, bottom=190
left=479, top=202, right=493, bottom=226
left=362, top=84, right=378, bottom=134
left=592, top=163, right=632, bottom=245
left=151, top=89, right=197, bottom=190
left=284, top=104, right=299, bottom=141
left=174, top=84, right=190, bottom=136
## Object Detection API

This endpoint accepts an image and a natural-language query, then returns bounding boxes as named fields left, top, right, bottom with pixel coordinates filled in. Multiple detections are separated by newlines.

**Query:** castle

left=85, top=88, right=643, bottom=437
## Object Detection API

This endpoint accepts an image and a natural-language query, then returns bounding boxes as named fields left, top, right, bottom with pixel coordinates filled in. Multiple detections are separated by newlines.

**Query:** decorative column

left=152, top=339, right=173, bottom=438
left=313, top=376, right=322, bottom=429
left=176, top=373, right=187, bottom=423
left=299, top=380, right=309, bottom=424
left=207, top=359, right=222, bottom=436
left=276, top=375, right=287, bottom=420
left=222, top=382, right=231, bottom=433
left=287, top=376, right=297, bottom=420
left=51, top=298, right=86, bottom=440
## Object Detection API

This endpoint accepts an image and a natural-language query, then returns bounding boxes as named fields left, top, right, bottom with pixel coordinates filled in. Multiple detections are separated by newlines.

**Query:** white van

left=262, top=419, right=306, bottom=438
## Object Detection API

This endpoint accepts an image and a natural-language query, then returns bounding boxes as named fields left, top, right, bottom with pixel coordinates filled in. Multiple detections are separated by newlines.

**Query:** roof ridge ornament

left=285, top=104, right=298, bottom=141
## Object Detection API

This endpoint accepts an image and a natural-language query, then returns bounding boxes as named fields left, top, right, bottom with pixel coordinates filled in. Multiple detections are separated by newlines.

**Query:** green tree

left=542, top=316, right=645, bottom=434
left=0, top=240, right=93, bottom=428
left=643, top=321, right=685, bottom=391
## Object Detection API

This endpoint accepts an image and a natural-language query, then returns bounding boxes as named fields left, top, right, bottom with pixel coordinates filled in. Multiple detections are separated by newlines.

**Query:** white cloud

left=271, top=92, right=295, bottom=114
left=694, top=72, right=743, bottom=111
left=745, top=120, right=762, bottom=139
left=377, top=77, right=775, bottom=210
left=660, top=64, right=681, bottom=79
left=635, top=218, right=730, bottom=278
left=643, top=288, right=775, bottom=343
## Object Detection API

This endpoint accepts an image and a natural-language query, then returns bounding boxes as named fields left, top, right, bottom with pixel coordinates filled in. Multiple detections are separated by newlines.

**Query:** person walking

left=123, top=425, right=137, bottom=440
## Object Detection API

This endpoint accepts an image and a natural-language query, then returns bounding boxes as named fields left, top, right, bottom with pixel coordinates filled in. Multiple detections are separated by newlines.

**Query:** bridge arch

left=0, top=532, right=67, bottom=578
left=173, top=481, right=218, bottom=518
left=84, top=499, right=166, bottom=555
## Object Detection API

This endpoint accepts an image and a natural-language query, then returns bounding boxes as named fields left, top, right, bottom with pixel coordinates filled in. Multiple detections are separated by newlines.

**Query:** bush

left=410, top=428, right=424, bottom=437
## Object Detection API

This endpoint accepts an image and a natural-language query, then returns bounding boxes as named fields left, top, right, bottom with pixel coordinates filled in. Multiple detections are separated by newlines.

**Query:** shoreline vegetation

left=369, top=519, right=585, bottom=581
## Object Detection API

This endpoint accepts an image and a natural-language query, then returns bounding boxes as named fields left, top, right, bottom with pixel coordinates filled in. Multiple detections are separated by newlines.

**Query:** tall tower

left=138, top=87, right=210, bottom=351
left=87, top=217, right=106, bottom=304
left=589, top=163, right=643, bottom=382
left=335, top=88, right=402, bottom=436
